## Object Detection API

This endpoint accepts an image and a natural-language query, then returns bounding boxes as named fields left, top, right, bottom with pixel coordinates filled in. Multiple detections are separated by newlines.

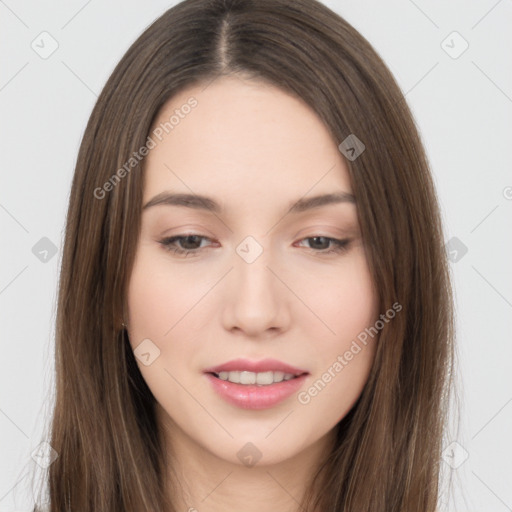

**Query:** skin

left=126, top=75, right=380, bottom=512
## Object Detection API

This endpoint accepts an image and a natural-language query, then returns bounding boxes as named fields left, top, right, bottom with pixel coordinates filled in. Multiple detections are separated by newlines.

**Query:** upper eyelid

left=162, top=233, right=345, bottom=241
left=161, top=233, right=349, bottom=248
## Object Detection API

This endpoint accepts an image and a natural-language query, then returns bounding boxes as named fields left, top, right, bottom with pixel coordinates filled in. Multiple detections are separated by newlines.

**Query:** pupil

left=182, top=235, right=200, bottom=249
left=311, top=236, right=328, bottom=249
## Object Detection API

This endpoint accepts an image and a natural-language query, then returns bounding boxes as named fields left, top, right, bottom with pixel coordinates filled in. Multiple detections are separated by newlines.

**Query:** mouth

left=207, top=370, right=308, bottom=387
left=203, top=357, right=309, bottom=384
left=204, top=370, right=310, bottom=410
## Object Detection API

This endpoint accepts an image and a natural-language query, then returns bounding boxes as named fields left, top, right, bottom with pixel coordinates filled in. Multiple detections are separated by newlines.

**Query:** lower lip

left=204, top=373, right=308, bottom=410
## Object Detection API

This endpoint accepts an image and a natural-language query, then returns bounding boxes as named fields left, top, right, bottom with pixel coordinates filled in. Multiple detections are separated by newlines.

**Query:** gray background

left=1, top=0, right=511, bottom=510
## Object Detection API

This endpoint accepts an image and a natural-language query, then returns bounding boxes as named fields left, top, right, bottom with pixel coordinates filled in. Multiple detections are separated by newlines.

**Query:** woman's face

left=126, top=75, right=379, bottom=468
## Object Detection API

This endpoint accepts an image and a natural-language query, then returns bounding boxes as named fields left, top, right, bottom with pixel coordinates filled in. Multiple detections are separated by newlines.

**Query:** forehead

left=143, top=76, right=353, bottom=212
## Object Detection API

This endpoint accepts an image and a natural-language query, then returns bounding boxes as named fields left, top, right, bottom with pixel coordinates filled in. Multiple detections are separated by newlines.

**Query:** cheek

left=127, top=249, right=205, bottom=340
left=125, top=251, right=207, bottom=405
left=126, top=248, right=221, bottom=381
left=127, top=266, right=173, bottom=342
left=298, top=251, right=378, bottom=407
left=308, top=251, right=378, bottom=343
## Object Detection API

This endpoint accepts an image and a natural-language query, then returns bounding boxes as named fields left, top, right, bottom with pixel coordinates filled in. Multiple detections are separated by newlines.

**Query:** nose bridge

left=233, top=234, right=278, bottom=302
left=222, top=233, right=289, bottom=334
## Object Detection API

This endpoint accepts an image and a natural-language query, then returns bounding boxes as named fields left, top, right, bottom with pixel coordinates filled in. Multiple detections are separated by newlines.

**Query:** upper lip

left=204, top=358, right=309, bottom=376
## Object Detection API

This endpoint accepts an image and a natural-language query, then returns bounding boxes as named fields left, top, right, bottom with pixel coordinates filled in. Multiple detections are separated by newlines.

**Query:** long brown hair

left=31, top=0, right=456, bottom=510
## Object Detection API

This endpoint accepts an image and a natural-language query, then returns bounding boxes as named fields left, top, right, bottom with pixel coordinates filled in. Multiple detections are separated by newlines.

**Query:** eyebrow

left=142, top=191, right=356, bottom=214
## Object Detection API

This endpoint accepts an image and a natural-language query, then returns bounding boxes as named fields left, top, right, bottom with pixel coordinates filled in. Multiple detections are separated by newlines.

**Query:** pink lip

left=203, top=357, right=308, bottom=376
left=204, top=373, right=309, bottom=410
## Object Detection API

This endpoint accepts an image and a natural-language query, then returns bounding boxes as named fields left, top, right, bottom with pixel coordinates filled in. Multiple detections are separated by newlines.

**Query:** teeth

left=216, top=370, right=298, bottom=385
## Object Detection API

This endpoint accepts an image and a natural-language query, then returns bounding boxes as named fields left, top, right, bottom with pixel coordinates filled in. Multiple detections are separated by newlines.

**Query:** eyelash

left=158, top=234, right=351, bottom=257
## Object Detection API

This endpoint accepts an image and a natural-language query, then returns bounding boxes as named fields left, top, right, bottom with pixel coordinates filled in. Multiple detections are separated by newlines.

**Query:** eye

left=295, top=236, right=351, bottom=255
left=158, top=234, right=351, bottom=258
left=159, top=234, right=214, bottom=257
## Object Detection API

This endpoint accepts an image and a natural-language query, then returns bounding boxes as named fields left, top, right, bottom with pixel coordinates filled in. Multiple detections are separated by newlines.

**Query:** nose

left=221, top=245, right=291, bottom=338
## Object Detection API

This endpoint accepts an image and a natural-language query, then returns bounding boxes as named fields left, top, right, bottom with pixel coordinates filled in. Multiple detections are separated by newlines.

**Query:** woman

left=32, top=0, right=456, bottom=510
